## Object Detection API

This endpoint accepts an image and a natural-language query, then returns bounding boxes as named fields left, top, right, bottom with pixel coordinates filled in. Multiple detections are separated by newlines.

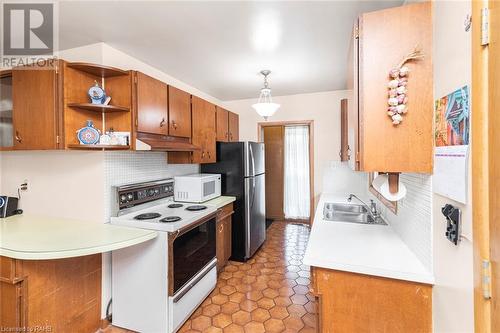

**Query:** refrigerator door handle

left=251, top=177, right=256, bottom=209
left=249, top=144, right=256, bottom=177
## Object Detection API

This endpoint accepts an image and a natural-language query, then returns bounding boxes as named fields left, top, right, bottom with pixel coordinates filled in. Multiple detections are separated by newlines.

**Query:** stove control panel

left=116, top=179, right=174, bottom=209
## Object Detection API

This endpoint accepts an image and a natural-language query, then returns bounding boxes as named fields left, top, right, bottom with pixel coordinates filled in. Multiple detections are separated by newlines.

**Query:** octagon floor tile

left=179, top=222, right=316, bottom=333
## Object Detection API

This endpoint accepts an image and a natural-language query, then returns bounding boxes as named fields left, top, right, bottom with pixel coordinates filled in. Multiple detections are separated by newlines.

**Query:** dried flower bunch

left=387, top=47, right=424, bottom=126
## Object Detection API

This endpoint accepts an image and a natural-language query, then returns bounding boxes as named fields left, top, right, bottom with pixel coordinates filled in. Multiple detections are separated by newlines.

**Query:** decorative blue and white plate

left=88, top=81, right=106, bottom=105
left=77, top=120, right=100, bottom=145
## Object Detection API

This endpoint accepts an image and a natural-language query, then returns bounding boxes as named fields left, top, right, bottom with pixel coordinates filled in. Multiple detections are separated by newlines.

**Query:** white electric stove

left=110, top=178, right=218, bottom=333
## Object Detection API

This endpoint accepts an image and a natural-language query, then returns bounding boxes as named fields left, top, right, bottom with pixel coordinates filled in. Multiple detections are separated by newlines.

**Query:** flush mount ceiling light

left=252, top=70, right=280, bottom=120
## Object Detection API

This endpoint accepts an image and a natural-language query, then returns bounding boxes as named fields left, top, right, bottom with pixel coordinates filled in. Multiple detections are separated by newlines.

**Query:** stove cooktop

left=110, top=198, right=217, bottom=232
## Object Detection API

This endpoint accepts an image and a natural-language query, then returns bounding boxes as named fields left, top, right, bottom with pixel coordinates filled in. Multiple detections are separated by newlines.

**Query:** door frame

left=472, top=0, right=499, bottom=330
left=257, top=120, right=315, bottom=224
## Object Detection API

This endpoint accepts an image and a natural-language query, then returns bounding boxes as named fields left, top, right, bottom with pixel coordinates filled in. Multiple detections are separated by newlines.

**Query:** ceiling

left=58, top=1, right=403, bottom=101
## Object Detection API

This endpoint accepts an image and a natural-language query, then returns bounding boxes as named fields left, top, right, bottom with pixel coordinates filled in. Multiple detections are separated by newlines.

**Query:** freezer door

left=245, top=142, right=265, bottom=177
left=244, top=174, right=266, bottom=258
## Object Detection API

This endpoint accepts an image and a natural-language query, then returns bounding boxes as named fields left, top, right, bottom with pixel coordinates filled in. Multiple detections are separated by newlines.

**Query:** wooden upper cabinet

left=350, top=2, right=433, bottom=173
left=12, top=64, right=61, bottom=150
left=216, top=107, right=229, bottom=142
left=168, top=86, right=191, bottom=138
left=228, top=112, right=239, bottom=142
left=191, top=96, right=216, bottom=163
left=135, top=72, right=168, bottom=136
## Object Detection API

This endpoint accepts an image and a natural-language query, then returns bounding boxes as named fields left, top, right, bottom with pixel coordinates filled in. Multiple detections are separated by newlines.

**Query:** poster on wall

left=433, top=85, right=470, bottom=204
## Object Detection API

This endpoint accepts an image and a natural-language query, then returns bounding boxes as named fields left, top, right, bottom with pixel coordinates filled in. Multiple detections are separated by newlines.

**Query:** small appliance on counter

left=0, top=196, right=22, bottom=218
left=174, top=173, right=221, bottom=203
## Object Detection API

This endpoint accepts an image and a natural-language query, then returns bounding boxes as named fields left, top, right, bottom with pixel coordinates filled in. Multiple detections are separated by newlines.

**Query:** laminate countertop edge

left=204, top=196, right=237, bottom=209
left=0, top=214, right=158, bottom=260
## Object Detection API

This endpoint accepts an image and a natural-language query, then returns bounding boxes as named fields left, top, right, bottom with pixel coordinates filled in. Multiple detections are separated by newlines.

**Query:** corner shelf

left=66, top=62, right=129, bottom=78
left=67, top=103, right=130, bottom=113
left=67, top=144, right=130, bottom=150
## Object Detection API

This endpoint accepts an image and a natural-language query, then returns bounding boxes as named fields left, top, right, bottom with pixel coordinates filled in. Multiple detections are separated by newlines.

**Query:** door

left=135, top=72, right=168, bottom=135
left=216, top=107, right=229, bottom=142
left=262, top=126, right=284, bottom=220
left=12, top=67, right=59, bottom=150
left=168, top=86, right=191, bottom=138
left=245, top=174, right=266, bottom=258
left=472, top=1, right=500, bottom=330
left=245, top=142, right=265, bottom=177
left=170, top=217, right=216, bottom=295
left=228, top=111, right=239, bottom=142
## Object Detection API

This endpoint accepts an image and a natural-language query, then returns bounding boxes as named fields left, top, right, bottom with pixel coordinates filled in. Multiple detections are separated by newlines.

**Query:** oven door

left=168, top=213, right=217, bottom=298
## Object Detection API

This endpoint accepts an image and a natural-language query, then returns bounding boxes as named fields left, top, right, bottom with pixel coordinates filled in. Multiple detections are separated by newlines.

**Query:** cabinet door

left=347, top=24, right=360, bottom=170
left=216, top=219, right=225, bottom=271
left=135, top=72, right=168, bottom=135
left=228, top=112, right=239, bottom=142
left=223, top=217, right=232, bottom=264
left=340, top=99, right=349, bottom=161
left=191, top=96, right=216, bottom=163
left=358, top=2, right=432, bottom=172
left=12, top=67, right=59, bottom=150
left=216, top=107, right=229, bottom=142
left=204, top=103, right=217, bottom=163
left=0, top=281, right=25, bottom=329
left=168, top=86, right=191, bottom=138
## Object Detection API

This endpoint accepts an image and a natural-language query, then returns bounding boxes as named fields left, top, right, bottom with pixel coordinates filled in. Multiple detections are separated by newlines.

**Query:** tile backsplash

left=370, top=173, right=433, bottom=272
left=103, top=151, right=198, bottom=220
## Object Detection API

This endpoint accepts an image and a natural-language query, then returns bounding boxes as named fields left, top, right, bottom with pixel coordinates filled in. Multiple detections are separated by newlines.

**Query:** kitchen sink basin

left=323, top=203, right=368, bottom=213
left=323, top=202, right=387, bottom=225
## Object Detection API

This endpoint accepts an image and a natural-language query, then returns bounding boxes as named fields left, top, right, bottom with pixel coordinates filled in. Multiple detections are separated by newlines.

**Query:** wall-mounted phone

left=441, top=204, right=461, bottom=245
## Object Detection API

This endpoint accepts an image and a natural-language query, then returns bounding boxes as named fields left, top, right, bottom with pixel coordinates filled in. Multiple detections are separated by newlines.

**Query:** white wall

left=224, top=90, right=350, bottom=204
left=432, top=1, right=474, bottom=332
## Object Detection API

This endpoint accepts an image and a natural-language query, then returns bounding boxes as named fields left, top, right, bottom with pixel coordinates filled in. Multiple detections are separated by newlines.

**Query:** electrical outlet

left=20, top=180, right=28, bottom=191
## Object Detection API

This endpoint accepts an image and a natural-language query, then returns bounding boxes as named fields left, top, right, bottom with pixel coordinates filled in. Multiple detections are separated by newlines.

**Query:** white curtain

left=284, top=126, right=310, bottom=219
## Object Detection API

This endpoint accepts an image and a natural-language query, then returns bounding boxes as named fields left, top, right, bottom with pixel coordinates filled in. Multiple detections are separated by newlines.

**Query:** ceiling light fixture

left=252, top=70, right=280, bottom=120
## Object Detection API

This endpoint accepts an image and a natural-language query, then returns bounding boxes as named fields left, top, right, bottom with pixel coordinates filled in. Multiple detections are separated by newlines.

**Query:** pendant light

left=252, top=70, right=280, bottom=120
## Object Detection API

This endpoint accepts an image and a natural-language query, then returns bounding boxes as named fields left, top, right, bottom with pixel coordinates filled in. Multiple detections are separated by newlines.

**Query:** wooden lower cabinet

left=216, top=203, right=234, bottom=271
left=0, top=254, right=102, bottom=333
left=312, top=267, right=432, bottom=333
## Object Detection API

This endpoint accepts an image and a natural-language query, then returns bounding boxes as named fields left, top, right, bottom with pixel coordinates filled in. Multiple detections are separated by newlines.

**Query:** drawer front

left=218, top=203, right=234, bottom=220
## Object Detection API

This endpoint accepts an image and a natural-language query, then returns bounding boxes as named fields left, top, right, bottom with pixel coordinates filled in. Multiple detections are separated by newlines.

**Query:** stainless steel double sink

left=323, top=203, right=387, bottom=225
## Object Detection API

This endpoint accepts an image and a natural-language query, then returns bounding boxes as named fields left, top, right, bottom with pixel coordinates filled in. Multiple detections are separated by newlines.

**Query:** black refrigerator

left=202, top=141, right=266, bottom=261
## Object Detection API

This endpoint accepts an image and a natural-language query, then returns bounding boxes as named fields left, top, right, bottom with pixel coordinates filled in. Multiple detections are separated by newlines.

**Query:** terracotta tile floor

left=178, top=221, right=316, bottom=333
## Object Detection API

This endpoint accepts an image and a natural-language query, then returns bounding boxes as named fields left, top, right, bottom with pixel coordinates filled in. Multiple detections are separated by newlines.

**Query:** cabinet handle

left=172, top=121, right=178, bottom=129
left=208, top=151, right=211, bottom=159
left=347, top=145, right=351, bottom=160
left=160, top=118, right=166, bottom=127
left=225, top=132, right=228, bottom=138
left=202, top=151, right=206, bottom=159
left=15, top=131, right=22, bottom=143
left=219, top=224, right=224, bottom=232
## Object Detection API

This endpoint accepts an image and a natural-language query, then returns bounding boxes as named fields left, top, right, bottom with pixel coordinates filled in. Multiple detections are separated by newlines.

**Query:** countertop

left=0, top=214, right=158, bottom=260
left=303, top=193, right=434, bottom=284
left=204, top=196, right=236, bottom=209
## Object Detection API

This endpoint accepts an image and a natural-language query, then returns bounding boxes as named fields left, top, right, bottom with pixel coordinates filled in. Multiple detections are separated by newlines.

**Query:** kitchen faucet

left=347, top=194, right=379, bottom=218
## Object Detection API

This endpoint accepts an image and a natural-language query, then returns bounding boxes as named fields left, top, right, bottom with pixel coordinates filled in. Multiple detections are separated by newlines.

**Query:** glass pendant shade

left=252, top=71, right=280, bottom=120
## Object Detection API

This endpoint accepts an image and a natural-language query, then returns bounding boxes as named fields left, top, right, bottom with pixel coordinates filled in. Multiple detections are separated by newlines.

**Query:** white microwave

left=174, top=173, right=221, bottom=203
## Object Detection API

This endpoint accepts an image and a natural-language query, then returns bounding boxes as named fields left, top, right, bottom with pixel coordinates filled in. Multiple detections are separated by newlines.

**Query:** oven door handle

left=172, top=258, right=217, bottom=303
